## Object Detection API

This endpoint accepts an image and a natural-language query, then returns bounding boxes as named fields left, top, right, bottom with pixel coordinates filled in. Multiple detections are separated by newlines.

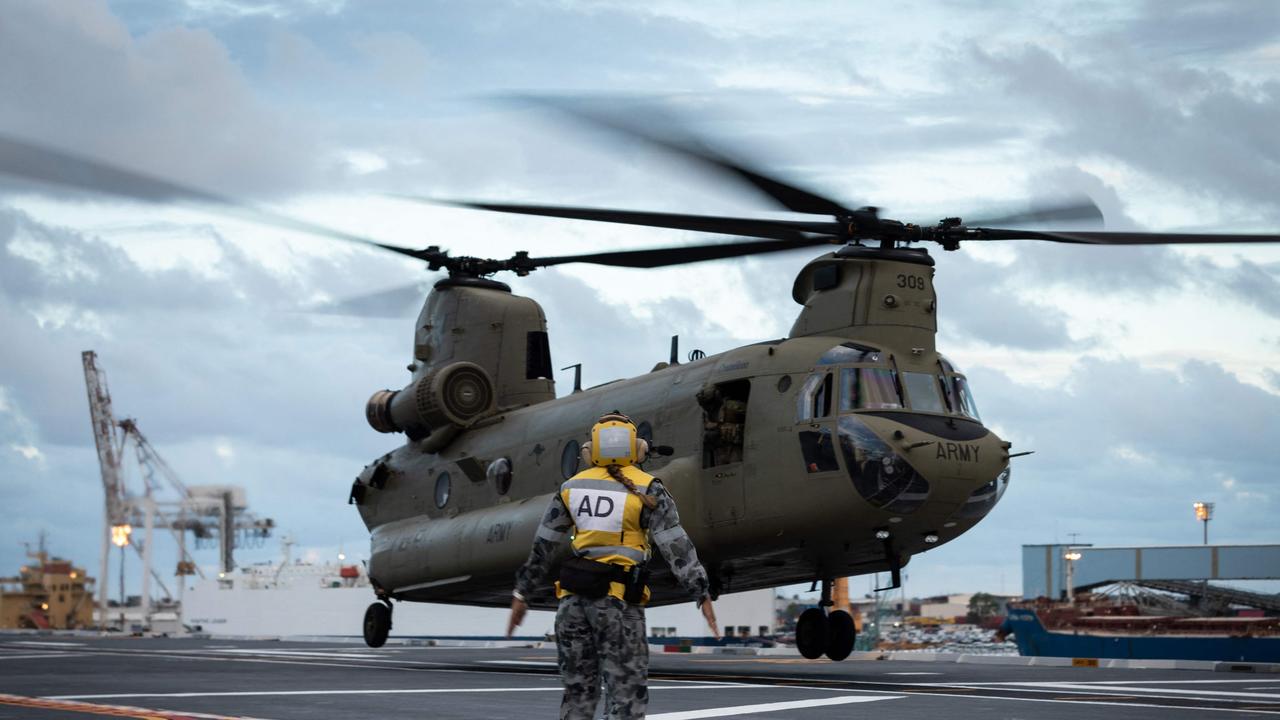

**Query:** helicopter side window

left=526, top=331, right=553, bottom=380
left=838, top=368, right=903, bottom=411
left=560, top=440, right=580, bottom=479
left=487, top=457, right=513, bottom=496
left=902, top=372, right=946, bottom=414
left=798, top=428, right=839, bottom=473
left=953, top=375, right=981, bottom=421
left=796, top=372, right=833, bottom=421
left=434, top=472, right=451, bottom=509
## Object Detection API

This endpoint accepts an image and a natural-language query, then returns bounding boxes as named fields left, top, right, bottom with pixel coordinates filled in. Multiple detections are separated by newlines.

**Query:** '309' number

left=896, top=274, right=926, bottom=289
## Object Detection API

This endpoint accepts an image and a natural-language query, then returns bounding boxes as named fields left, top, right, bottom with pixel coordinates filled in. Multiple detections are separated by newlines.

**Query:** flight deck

left=2, top=637, right=1279, bottom=719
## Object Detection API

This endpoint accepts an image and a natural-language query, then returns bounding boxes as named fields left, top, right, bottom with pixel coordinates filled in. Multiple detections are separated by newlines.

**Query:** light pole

left=1064, top=550, right=1082, bottom=604
left=110, top=524, right=131, bottom=630
left=1193, top=502, right=1214, bottom=545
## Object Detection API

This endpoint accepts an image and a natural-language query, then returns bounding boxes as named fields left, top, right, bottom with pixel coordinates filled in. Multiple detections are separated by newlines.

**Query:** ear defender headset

left=580, top=411, right=649, bottom=467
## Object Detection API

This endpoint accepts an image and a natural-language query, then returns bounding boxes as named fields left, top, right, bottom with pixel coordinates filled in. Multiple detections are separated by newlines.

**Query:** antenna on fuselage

left=561, top=364, right=583, bottom=394
left=669, top=335, right=680, bottom=366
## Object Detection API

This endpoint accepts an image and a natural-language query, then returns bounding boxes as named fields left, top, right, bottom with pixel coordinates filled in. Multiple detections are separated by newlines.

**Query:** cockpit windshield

left=953, top=375, right=981, bottom=421
left=902, top=372, right=946, bottom=414
left=938, top=354, right=981, bottom=421
left=838, top=368, right=903, bottom=411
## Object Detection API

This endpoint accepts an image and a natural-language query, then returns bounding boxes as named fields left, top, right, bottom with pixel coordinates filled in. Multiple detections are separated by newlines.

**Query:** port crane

left=81, top=350, right=274, bottom=629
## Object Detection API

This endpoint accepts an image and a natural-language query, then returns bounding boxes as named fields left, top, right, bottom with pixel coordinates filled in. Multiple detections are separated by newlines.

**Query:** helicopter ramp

left=3, top=636, right=1279, bottom=719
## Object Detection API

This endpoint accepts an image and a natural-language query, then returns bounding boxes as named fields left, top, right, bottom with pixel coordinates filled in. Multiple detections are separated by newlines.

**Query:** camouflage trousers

left=555, top=594, right=649, bottom=720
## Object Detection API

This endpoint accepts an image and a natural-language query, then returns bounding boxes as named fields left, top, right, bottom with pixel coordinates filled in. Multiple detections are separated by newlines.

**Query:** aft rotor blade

left=0, top=135, right=424, bottom=260
left=964, top=198, right=1103, bottom=227
left=520, top=97, right=855, bottom=216
left=969, top=228, right=1280, bottom=244
left=530, top=235, right=840, bottom=269
left=426, top=198, right=841, bottom=241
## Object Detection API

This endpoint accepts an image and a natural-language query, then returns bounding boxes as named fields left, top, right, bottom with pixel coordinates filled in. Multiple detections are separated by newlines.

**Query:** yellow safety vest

left=556, top=465, right=653, bottom=602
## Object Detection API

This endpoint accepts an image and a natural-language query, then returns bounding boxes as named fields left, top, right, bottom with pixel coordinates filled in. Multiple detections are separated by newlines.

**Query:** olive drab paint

left=355, top=246, right=1012, bottom=610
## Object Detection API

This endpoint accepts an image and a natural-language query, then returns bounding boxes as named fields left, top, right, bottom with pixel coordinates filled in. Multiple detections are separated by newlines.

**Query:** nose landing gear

left=794, top=579, right=857, bottom=661
left=363, top=599, right=392, bottom=648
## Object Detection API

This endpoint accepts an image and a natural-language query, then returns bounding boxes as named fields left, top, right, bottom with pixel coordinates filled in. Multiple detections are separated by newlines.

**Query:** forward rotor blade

left=305, top=282, right=427, bottom=318
left=964, top=198, right=1103, bottom=228
left=518, top=97, right=855, bottom=216
left=0, top=135, right=424, bottom=260
left=969, top=228, right=1280, bottom=244
left=424, top=197, right=841, bottom=241
left=530, top=234, right=840, bottom=269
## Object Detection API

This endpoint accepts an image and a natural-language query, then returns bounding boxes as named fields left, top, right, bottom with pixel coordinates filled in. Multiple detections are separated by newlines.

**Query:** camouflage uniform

left=515, top=479, right=710, bottom=720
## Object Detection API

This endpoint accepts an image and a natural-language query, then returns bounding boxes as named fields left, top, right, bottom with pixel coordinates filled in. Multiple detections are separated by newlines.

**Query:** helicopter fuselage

left=352, top=248, right=1011, bottom=608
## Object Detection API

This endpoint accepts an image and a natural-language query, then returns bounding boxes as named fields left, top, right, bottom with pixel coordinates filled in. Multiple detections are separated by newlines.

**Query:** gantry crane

left=81, top=351, right=273, bottom=630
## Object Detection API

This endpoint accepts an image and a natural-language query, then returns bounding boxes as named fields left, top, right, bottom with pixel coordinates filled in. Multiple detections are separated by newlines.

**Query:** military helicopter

left=2, top=105, right=1277, bottom=662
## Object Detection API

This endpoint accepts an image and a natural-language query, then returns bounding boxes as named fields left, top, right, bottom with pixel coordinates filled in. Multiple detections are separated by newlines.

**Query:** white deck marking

left=478, top=660, right=558, bottom=667
left=0, top=652, right=86, bottom=660
left=50, top=684, right=757, bottom=700
left=647, top=695, right=902, bottom=719
left=957, top=678, right=1280, bottom=686
left=885, top=672, right=941, bottom=675
left=995, top=682, right=1280, bottom=701
left=212, top=649, right=384, bottom=659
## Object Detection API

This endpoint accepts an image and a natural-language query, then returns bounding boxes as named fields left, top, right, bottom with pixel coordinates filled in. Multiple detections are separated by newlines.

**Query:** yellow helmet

left=582, top=411, right=648, bottom=467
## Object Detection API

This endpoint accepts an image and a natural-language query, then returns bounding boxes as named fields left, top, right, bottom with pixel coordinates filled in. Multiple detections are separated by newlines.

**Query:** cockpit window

left=818, top=342, right=882, bottom=365
left=902, top=372, right=946, bottom=414
left=796, top=372, right=833, bottom=421
left=953, top=375, right=981, bottom=421
left=838, top=368, right=903, bottom=411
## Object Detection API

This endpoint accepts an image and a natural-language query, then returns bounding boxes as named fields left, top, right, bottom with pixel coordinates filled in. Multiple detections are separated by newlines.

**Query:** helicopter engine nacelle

left=366, top=361, right=496, bottom=440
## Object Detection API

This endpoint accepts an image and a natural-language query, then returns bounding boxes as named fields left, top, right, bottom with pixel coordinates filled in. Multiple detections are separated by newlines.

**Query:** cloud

left=0, top=1, right=323, bottom=198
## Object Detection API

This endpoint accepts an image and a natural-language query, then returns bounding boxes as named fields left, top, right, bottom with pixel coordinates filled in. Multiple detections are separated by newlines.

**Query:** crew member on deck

left=507, top=411, right=719, bottom=720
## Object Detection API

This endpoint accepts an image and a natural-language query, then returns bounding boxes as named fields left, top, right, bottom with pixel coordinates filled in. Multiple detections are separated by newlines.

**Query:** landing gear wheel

left=825, top=610, right=856, bottom=661
left=795, top=608, right=829, bottom=660
left=363, top=601, right=391, bottom=648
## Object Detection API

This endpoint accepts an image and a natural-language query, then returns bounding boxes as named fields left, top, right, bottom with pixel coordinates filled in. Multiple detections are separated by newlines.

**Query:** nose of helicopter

left=836, top=414, right=1010, bottom=524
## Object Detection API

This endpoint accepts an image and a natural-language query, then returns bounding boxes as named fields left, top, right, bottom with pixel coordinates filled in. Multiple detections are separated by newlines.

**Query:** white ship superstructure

left=183, top=552, right=774, bottom=640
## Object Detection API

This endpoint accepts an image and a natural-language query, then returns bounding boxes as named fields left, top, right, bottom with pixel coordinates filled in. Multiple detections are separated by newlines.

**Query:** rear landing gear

left=363, top=600, right=392, bottom=648
left=795, top=579, right=858, bottom=661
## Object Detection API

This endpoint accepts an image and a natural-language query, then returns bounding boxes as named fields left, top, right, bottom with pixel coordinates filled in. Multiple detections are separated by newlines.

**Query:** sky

left=0, top=0, right=1277, bottom=602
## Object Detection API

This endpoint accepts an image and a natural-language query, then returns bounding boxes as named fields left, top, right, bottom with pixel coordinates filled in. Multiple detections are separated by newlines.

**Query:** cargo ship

left=999, top=595, right=1280, bottom=663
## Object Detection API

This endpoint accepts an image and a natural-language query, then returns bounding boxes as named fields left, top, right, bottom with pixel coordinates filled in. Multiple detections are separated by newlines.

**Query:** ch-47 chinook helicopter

left=2, top=105, right=1277, bottom=662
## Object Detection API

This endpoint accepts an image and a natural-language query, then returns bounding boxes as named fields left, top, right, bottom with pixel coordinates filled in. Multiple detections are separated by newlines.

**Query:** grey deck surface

left=2, top=637, right=1278, bottom=719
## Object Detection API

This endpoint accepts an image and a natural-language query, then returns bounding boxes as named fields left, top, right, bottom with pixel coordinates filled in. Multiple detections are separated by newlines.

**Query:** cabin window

left=812, top=264, right=840, bottom=291
left=487, top=457, right=513, bottom=496
left=838, top=368, right=904, bottom=411
left=636, top=421, right=653, bottom=446
left=560, top=440, right=580, bottom=479
left=526, top=331, right=553, bottom=380
left=434, top=472, right=451, bottom=509
left=798, top=428, right=839, bottom=473
left=796, top=372, right=833, bottom=421
left=902, top=372, right=946, bottom=413
left=953, top=375, right=981, bottom=421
